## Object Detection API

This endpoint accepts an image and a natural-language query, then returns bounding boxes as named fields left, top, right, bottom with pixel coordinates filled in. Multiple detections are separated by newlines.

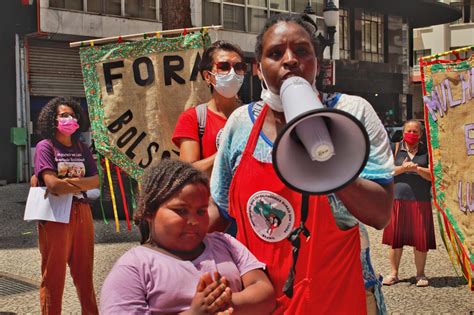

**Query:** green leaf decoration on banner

left=420, top=53, right=474, bottom=289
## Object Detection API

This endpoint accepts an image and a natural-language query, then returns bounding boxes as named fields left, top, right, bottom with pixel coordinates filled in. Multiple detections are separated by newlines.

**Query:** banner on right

left=421, top=54, right=473, bottom=290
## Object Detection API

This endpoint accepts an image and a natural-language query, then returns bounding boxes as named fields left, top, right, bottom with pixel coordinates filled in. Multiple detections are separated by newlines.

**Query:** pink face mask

left=57, top=117, right=79, bottom=136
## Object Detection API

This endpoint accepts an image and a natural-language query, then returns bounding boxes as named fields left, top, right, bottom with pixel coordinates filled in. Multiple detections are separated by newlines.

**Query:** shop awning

left=340, top=0, right=462, bottom=28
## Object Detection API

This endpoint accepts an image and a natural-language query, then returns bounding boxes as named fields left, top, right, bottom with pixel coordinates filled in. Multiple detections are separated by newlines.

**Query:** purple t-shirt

left=34, top=139, right=97, bottom=186
left=100, top=232, right=266, bottom=314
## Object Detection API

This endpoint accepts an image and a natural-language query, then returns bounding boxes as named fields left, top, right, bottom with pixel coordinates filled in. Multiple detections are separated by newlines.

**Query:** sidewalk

left=0, top=183, right=138, bottom=314
left=0, top=183, right=472, bottom=313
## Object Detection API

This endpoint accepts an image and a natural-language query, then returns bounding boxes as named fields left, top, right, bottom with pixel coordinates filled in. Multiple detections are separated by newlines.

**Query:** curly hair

left=255, top=13, right=321, bottom=62
left=36, top=97, right=90, bottom=140
left=133, top=159, right=209, bottom=244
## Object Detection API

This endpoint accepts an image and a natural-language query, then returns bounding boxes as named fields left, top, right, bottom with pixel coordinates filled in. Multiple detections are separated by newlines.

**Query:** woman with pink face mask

left=34, top=97, right=99, bottom=314
left=382, top=119, right=434, bottom=288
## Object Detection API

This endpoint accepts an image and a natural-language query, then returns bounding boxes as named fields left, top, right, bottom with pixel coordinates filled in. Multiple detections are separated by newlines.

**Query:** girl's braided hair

left=133, top=159, right=209, bottom=244
left=36, top=96, right=90, bottom=141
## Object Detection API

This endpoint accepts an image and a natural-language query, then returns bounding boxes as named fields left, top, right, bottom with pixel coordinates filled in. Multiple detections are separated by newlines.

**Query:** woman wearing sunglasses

left=172, top=40, right=246, bottom=178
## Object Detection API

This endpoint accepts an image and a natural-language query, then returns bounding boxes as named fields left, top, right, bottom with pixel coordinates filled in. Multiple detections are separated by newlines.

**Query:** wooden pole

left=69, top=25, right=223, bottom=48
left=421, top=45, right=474, bottom=61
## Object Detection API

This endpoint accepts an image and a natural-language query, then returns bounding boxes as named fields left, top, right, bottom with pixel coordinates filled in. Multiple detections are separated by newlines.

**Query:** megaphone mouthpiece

left=280, top=77, right=335, bottom=162
left=295, top=117, right=334, bottom=162
left=280, top=77, right=325, bottom=121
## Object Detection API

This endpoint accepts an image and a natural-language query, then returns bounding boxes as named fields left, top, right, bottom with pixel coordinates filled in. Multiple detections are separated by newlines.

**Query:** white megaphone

left=272, top=76, right=370, bottom=195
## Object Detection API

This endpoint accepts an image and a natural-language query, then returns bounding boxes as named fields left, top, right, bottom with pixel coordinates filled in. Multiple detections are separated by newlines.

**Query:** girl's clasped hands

left=187, top=272, right=233, bottom=315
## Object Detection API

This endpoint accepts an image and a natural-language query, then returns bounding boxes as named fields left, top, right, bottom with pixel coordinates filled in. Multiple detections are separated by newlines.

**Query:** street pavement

left=0, top=183, right=472, bottom=314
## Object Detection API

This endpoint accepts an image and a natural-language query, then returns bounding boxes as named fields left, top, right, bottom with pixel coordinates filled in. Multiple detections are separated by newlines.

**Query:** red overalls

left=228, top=104, right=366, bottom=314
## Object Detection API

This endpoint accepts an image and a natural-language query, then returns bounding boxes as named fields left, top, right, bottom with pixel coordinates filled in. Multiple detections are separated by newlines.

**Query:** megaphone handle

left=300, top=193, right=310, bottom=232
left=282, top=193, right=311, bottom=298
left=298, top=193, right=311, bottom=241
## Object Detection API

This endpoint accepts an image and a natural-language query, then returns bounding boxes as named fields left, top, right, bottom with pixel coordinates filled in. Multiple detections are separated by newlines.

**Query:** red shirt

left=172, top=106, right=227, bottom=158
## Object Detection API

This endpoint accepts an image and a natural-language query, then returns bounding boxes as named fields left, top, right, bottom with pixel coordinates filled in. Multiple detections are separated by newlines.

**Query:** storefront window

left=449, top=47, right=473, bottom=60
left=361, top=11, right=384, bottom=63
left=125, top=0, right=156, bottom=20
left=270, top=0, right=287, bottom=11
left=203, top=0, right=221, bottom=27
left=339, top=8, right=350, bottom=59
left=471, top=3, right=474, bottom=22
left=224, top=4, right=245, bottom=32
left=248, top=8, right=267, bottom=33
left=291, top=0, right=323, bottom=16
left=50, top=0, right=83, bottom=11
left=414, top=49, right=431, bottom=65
left=87, top=0, right=121, bottom=15
left=450, top=1, right=474, bottom=24
left=50, top=0, right=160, bottom=20
left=248, top=0, right=266, bottom=6
left=450, top=2, right=463, bottom=24
left=204, top=0, right=323, bottom=33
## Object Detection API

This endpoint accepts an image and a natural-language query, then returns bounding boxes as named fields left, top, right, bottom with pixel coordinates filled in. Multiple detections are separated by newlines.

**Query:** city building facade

left=412, top=0, right=474, bottom=120
left=2, top=0, right=462, bottom=182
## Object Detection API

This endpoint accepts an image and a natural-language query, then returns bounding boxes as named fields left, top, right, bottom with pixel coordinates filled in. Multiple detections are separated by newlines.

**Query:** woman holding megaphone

left=210, top=13, right=394, bottom=314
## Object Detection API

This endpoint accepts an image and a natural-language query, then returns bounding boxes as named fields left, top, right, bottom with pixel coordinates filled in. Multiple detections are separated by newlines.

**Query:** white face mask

left=259, top=63, right=320, bottom=112
left=259, top=64, right=284, bottom=112
left=210, top=68, right=244, bottom=98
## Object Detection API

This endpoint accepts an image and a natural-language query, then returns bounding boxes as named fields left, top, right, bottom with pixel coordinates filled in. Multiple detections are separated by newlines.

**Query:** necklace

left=407, top=145, right=418, bottom=154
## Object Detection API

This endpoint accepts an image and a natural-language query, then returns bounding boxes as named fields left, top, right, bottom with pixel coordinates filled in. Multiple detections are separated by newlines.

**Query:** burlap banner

left=421, top=54, right=474, bottom=290
left=80, top=33, right=211, bottom=180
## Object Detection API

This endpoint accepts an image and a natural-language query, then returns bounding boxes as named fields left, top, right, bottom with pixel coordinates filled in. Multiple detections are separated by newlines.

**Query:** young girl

left=100, top=159, right=275, bottom=314
left=34, top=97, right=99, bottom=314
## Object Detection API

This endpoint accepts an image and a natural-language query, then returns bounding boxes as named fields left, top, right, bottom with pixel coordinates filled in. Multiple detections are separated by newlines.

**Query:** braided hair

left=36, top=97, right=90, bottom=141
left=133, top=159, right=209, bottom=244
left=254, top=13, right=321, bottom=62
left=255, top=13, right=327, bottom=91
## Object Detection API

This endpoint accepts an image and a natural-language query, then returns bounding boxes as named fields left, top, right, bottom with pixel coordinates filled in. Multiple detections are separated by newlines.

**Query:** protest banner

left=79, top=32, right=211, bottom=181
left=420, top=51, right=474, bottom=290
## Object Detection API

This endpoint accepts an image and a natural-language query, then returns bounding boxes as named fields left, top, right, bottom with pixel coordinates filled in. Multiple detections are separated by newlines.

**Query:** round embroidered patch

left=247, top=190, right=295, bottom=243
left=215, top=128, right=224, bottom=150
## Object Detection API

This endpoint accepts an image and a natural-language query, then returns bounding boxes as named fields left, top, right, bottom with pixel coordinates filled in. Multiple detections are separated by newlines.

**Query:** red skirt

left=382, top=199, right=436, bottom=252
